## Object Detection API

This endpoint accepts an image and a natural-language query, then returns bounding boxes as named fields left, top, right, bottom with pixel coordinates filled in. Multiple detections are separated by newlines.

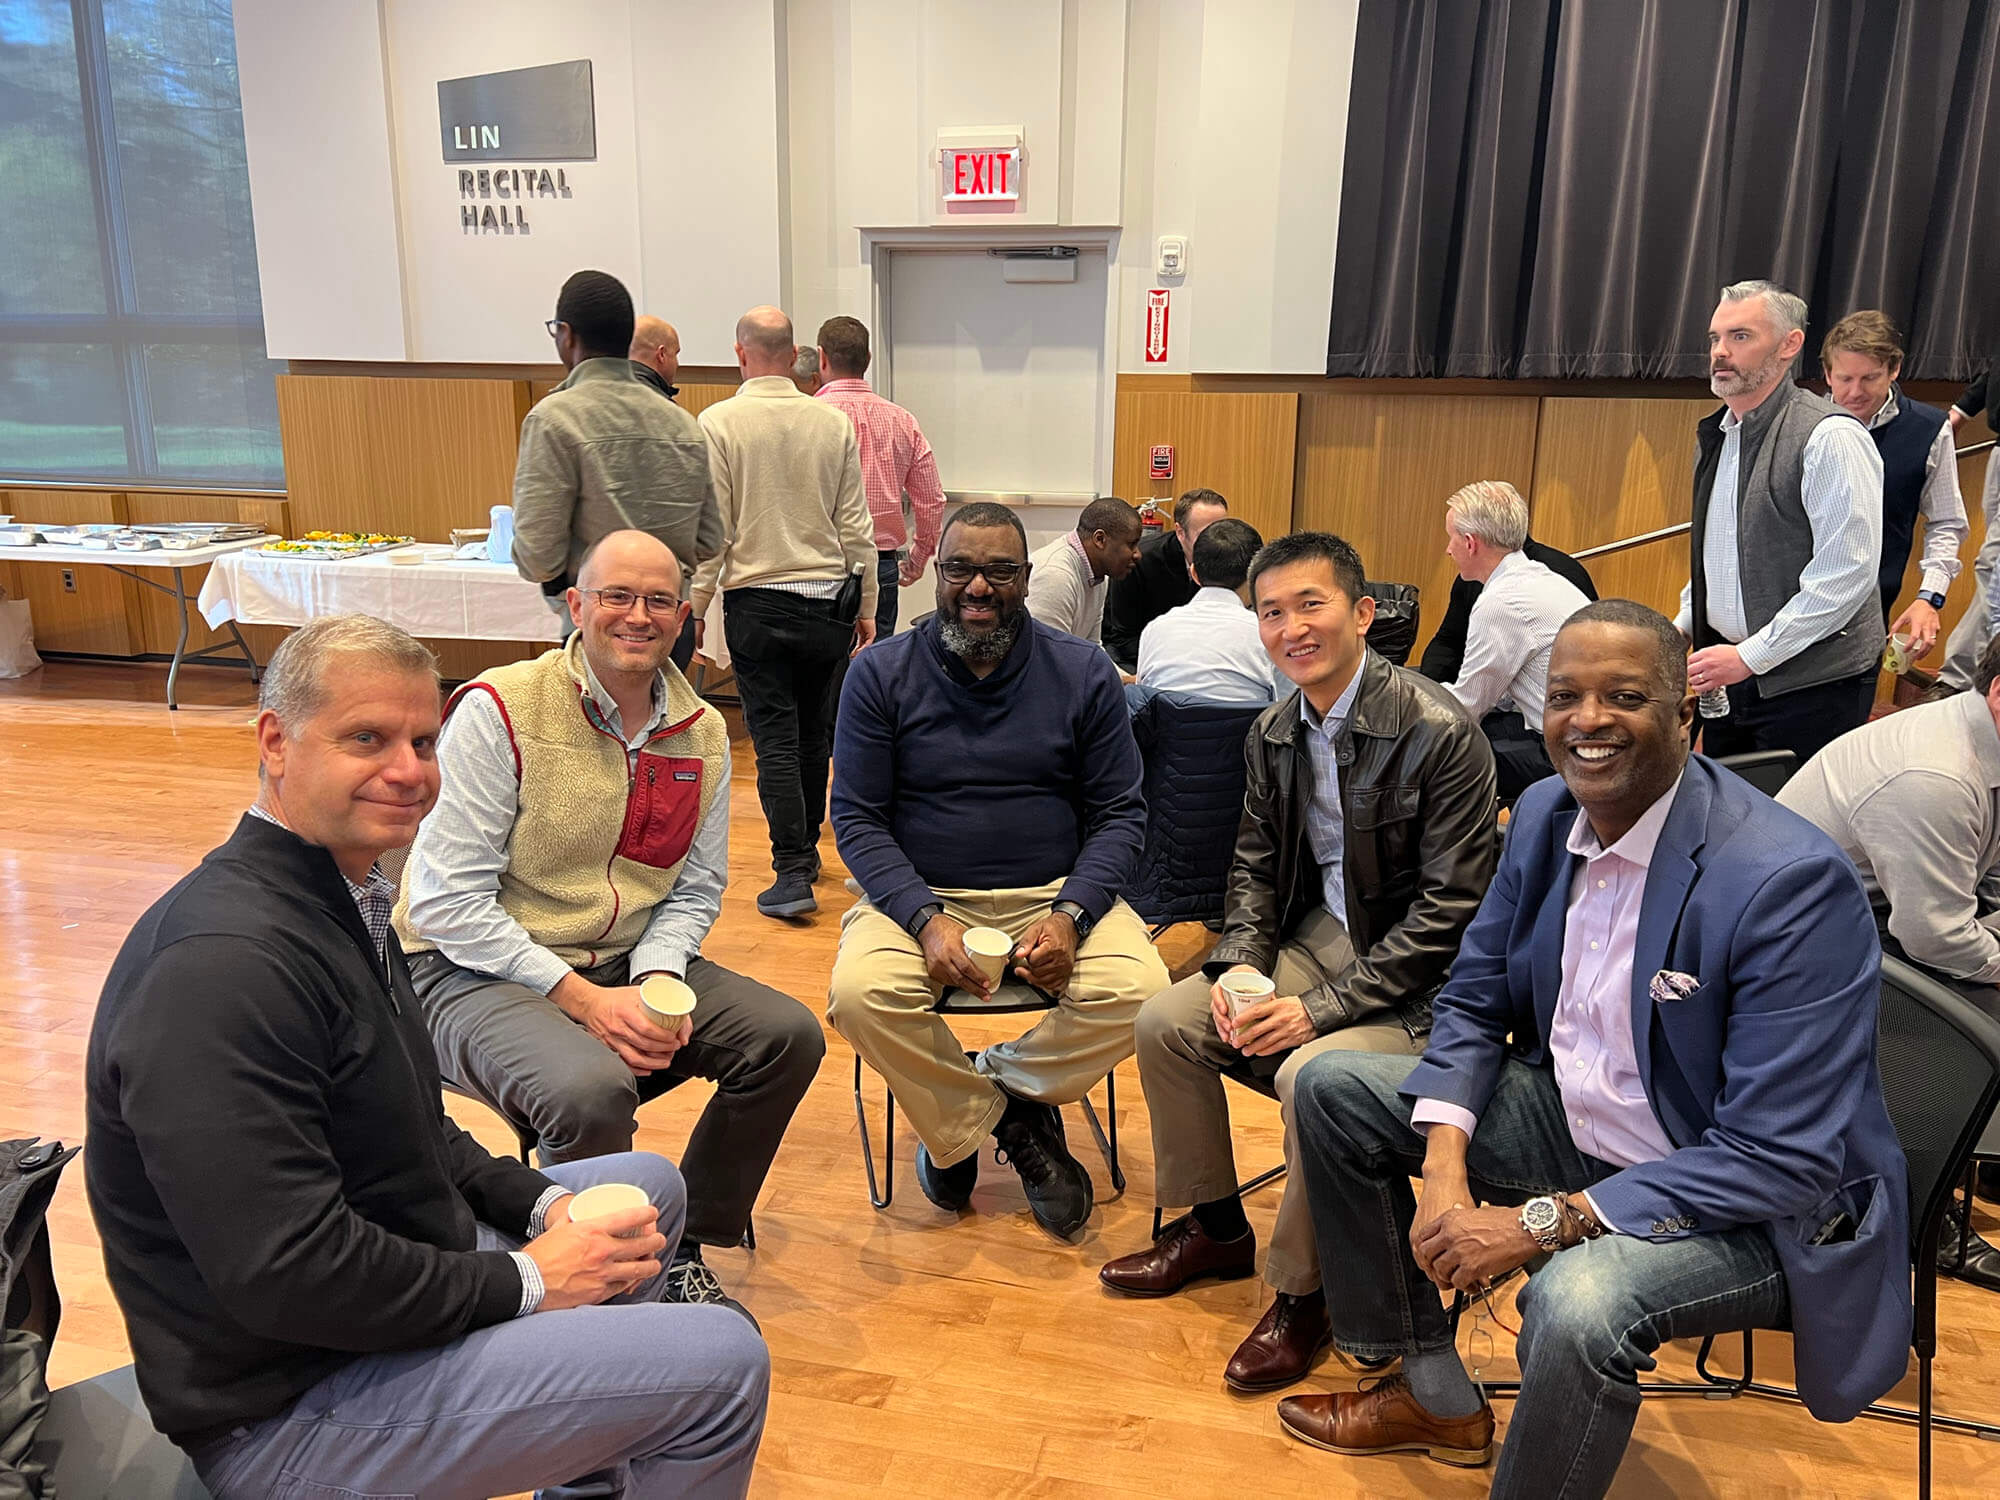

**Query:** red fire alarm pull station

left=1150, top=444, right=1174, bottom=480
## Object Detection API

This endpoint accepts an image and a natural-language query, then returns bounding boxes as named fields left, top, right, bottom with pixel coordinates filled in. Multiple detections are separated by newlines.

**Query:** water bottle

left=486, top=505, right=513, bottom=565
left=1697, top=687, right=1731, bottom=719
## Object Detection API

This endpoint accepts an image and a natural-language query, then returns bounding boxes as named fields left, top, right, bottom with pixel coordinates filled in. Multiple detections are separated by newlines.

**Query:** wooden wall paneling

left=1291, top=395, right=1542, bottom=660
left=0, top=489, right=139, bottom=655
left=1111, top=390, right=1300, bottom=542
left=121, top=493, right=294, bottom=658
left=275, top=374, right=528, bottom=542
left=672, top=381, right=741, bottom=418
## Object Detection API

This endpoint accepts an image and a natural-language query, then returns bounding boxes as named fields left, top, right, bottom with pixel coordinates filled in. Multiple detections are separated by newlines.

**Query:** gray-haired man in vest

left=1676, top=279, right=1885, bottom=764
left=398, top=531, right=825, bottom=1317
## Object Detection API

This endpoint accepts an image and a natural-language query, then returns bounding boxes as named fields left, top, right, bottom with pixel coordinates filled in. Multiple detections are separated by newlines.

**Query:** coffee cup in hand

left=565, top=1182, right=652, bottom=1238
left=639, top=974, right=696, bottom=1023
left=1217, top=970, right=1276, bottom=1021
left=962, top=926, right=1014, bottom=987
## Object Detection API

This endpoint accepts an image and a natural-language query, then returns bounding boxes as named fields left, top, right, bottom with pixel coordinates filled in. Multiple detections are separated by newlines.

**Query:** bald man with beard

left=630, top=315, right=682, bottom=401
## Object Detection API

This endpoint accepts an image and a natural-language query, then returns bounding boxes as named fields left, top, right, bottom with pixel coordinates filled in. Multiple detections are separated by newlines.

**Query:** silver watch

left=1519, top=1195, right=1566, bottom=1253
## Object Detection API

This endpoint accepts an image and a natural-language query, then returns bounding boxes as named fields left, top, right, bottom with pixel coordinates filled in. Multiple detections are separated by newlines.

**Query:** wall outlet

left=61, top=569, right=77, bottom=594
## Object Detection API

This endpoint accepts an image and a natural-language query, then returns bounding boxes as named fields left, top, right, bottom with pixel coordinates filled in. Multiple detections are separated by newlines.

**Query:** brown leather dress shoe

left=1099, top=1217, right=1256, bottom=1297
left=1223, top=1290, right=1331, bottom=1392
left=1277, top=1374, right=1494, bottom=1468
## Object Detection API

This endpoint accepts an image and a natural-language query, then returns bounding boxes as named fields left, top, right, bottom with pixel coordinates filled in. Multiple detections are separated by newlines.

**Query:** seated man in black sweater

left=829, top=502, right=1171, bottom=1242
left=1103, top=487, right=1230, bottom=669
left=85, top=615, right=768, bottom=1500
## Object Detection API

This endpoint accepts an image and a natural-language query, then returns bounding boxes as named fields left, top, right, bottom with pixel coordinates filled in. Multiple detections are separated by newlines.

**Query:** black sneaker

left=992, top=1091, right=1093, bottom=1242
left=916, top=1143, right=979, bottom=1212
left=664, top=1252, right=761, bottom=1331
left=1937, top=1199, right=2000, bottom=1293
left=757, top=873, right=817, bottom=918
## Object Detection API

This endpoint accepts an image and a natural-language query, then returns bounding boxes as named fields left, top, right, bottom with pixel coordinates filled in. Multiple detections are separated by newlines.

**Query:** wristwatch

left=1051, top=899, right=1095, bottom=941
left=906, top=903, right=945, bottom=938
left=1519, top=1195, right=1567, bottom=1254
left=1918, top=589, right=1947, bottom=610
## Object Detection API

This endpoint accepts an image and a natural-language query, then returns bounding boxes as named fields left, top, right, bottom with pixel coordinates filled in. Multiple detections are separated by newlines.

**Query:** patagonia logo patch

left=673, top=770, right=699, bottom=782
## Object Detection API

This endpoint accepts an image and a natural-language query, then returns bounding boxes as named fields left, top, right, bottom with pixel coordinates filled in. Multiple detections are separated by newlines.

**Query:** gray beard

left=939, top=614, right=1021, bottom=665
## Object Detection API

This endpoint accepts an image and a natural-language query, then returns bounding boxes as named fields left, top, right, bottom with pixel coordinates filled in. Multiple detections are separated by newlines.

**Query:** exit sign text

left=942, top=148, right=1022, bottom=203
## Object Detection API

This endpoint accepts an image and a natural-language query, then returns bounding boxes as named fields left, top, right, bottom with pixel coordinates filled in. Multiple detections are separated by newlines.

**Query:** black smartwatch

left=906, top=903, right=945, bottom=939
left=1918, top=589, right=1947, bottom=610
left=1051, top=900, right=1095, bottom=941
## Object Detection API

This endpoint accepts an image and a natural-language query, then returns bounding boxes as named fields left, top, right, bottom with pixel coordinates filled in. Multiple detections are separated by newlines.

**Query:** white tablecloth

left=198, top=545, right=563, bottom=642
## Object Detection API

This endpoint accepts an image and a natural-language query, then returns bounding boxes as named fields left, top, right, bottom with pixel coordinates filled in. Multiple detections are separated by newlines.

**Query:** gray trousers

left=191, top=1152, right=769, bottom=1500
left=1134, top=907, right=1424, bottom=1296
left=1941, top=451, right=2000, bottom=691
left=412, top=950, right=825, bottom=1247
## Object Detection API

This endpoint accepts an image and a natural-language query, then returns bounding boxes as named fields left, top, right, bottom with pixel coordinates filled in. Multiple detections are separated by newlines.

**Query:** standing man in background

left=512, top=271, right=720, bottom=631
left=1676, top=279, right=1884, bottom=763
left=1819, top=311, right=1965, bottom=649
left=1103, top=489, right=1231, bottom=671
left=630, top=314, right=682, bottom=402
left=1026, top=498, right=1145, bottom=648
left=693, top=306, right=876, bottom=920
left=1940, top=347, right=1999, bottom=695
left=815, top=315, right=946, bottom=639
left=791, top=347, right=822, bottom=396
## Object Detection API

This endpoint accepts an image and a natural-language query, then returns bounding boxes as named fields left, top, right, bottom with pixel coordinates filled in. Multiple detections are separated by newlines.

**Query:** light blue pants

left=191, top=1153, right=768, bottom=1500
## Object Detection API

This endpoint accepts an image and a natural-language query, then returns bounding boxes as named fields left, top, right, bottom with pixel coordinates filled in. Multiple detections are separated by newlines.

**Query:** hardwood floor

left=6, top=657, right=1999, bottom=1498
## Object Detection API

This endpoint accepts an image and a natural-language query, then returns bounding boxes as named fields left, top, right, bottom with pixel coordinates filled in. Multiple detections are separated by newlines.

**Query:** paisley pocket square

left=1649, top=969, right=1701, bottom=1004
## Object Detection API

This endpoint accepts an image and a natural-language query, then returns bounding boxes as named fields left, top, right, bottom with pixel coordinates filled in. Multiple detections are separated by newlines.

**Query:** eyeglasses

left=581, top=587, right=682, bottom=617
left=544, top=319, right=565, bottom=339
left=938, top=560, right=1026, bottom=586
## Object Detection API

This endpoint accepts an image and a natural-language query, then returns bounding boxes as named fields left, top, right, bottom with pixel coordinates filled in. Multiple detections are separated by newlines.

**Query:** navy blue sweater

left=832, top=616, right=1147, bottom=931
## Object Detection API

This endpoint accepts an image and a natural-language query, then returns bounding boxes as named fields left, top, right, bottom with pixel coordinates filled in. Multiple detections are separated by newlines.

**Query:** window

left=0, top=0, right=282, bottom=488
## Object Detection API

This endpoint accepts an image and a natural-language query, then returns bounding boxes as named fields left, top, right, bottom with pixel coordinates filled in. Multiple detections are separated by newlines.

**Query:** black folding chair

left=1714, top=749, right=1797, bottom=796
left=853, top=981, right=1123, bottom=1210
left=1125, top=692, right=1265, bottom=940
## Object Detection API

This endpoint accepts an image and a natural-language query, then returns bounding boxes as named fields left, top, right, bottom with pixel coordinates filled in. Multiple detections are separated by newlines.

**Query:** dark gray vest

left=1690, top=380, right=1883, bottom=697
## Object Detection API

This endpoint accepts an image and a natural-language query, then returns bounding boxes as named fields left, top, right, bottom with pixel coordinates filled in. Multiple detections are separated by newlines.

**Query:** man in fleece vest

left=399, top=530, right=824, bottom=1318
left=1677, top=279, right=1886, bottom=764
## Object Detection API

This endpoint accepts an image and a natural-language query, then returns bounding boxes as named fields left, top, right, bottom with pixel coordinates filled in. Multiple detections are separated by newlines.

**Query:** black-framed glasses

left=938, top=560, right=1026, bottom=586
left=581, top=587, right=682, bottom=617
left=544, top=318, right=565, bottom=339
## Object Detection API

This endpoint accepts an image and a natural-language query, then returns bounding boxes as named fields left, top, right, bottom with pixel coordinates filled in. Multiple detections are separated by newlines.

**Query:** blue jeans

left=1295, top=1051, right=1787, bottom=1500
left=192, top=1153, right=768, bottom=1500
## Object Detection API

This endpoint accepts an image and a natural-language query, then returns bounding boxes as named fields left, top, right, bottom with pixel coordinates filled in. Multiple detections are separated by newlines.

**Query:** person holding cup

left=1099, top=532, right=1498, bottom=1394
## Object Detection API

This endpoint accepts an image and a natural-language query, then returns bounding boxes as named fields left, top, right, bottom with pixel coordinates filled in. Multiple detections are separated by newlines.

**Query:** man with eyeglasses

left=513, top=272, right=722, bottom=666
left=399, top=530, right=825, bottom=1317
left=828, top=502, right=1170, bottom=1243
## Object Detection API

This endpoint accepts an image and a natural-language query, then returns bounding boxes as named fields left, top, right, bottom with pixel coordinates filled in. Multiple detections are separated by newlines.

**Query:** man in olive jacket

left=1101, top=532, right=1498, bottom=1395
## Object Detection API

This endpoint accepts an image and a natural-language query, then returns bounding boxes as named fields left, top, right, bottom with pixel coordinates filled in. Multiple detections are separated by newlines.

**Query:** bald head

left=630, top=316, right=680, bottom=384
left=577, top=529, right=683, bottom=596
left=734, top=305, right=796, bottom=377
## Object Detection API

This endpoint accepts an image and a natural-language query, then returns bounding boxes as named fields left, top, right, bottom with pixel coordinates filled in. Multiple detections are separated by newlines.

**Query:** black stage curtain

left=1329, top=0, right=2000, bottom=379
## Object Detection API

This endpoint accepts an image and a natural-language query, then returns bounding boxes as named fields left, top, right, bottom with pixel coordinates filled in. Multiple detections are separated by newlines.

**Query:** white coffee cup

left=1217, top=970, right=1276, bottom=1020
left=639, top=973, right=696, bottom=1022
left=962, top=926, right=1014, bottom=986
left=1883, top=631, right=1916, bottom=676
left=565, top=1182, right=651, bottom=1237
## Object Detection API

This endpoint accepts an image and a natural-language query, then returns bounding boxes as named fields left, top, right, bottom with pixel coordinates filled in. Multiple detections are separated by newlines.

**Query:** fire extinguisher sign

left=1144, top=289, right=1170, bottom=363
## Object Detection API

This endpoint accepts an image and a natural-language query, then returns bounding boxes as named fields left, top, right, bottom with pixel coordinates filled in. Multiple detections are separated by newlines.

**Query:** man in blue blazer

left=1275, top=600, right=1911, bottom=1496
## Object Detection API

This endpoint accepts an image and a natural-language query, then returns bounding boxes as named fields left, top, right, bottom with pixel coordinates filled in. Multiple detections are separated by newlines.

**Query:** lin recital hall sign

left=437, top=59, right=596, bottom=234
left=938, top=128, right=1024, bottom=208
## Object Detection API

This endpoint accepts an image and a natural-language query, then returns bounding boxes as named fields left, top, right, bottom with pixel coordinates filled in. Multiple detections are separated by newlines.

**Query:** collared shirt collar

left=1863, top=388, right=1900, bottom=429
left=559, top=356, right=641, bottom=389
left=1190, top=584, right=1249, bottom=610
left=1300, top=657, right=1365, bottom=739
left=577, top=645, right=666, bottom=747
left=816, top=377, right=873, bottom=398
left=1064, top=528, right=1095, bottom=576
left=737, top=374, right=806, bottom=399
left=1564, top=772, right=1686, bottom=868
left=244, top=802, right=396, bottom=960
left=1484, top=548, right=1527, bottom=588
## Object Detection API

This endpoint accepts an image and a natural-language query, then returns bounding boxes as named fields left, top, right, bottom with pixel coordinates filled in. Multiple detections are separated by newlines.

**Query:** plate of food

left=260, top=532, right=416, bottom=560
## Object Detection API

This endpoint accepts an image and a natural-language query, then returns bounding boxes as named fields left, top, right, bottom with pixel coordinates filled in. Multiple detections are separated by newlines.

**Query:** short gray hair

left=1720, top=279, right=1808, bottom=340
left=260, top=614, right=439, bottom=735
left=1445, top=479, right=1530, bottom=552
left=792, top=346, right=819, bottom=384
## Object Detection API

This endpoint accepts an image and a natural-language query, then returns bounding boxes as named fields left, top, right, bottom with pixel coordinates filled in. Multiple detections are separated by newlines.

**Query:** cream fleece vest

left=395, top=636, right=729, bottom=970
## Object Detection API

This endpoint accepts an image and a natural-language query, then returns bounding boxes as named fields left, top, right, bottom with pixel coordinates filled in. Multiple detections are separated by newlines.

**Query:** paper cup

left=962, top=926, right=1014, bottom=986
left=1217, top=971, right=1276, bottom=1020
left=639, top=974, right=696, bottom=1021
left=1882, top=631, right=1915, bottom=676
left=566, top=1182, right=650, bottom=1236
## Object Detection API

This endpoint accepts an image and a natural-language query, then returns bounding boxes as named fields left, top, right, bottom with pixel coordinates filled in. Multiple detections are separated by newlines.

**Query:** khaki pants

left=1135, top=906, right=1423, bottom=1295
left=827, top=882, right=1170, bottom=1168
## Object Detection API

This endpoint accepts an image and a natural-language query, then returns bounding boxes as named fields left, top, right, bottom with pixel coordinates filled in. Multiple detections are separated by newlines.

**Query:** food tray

left=259, top=534, right=415, bottom=561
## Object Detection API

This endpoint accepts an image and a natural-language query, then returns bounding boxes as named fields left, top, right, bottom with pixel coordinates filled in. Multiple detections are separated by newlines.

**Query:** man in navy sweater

left=830, top=502, right=1170, bottom=1241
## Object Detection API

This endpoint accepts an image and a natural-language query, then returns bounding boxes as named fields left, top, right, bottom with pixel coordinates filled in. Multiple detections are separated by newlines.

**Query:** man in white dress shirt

left=1675, top=279, right=1885, bottom=764
left=1026, top=498, right=1145, bottom=647
left=1438, top=480, right=1590, bottom=799
left=1132, top=518, right=1276, bottom=705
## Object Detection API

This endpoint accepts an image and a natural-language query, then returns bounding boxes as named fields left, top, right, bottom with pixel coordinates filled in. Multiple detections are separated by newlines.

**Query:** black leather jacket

left=1206, top=649, right=1499, bottom=1038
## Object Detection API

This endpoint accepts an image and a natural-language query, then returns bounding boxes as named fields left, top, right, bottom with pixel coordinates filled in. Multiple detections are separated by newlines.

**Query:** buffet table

left=3, top=534, right=272, bottom=708
left=200, top=544, right=563, bottom=645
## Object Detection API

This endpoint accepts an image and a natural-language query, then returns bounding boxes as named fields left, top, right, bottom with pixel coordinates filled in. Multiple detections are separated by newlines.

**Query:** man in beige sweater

left=693, top=306, right=877, bottom=918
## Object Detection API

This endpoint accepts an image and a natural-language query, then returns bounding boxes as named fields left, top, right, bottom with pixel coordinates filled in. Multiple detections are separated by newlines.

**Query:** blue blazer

left=1402, top=755, right=1912, bottom=1421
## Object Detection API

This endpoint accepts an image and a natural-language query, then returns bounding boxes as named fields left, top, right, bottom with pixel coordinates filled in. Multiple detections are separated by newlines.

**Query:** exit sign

left=937, top=128, right=1024, bottom=206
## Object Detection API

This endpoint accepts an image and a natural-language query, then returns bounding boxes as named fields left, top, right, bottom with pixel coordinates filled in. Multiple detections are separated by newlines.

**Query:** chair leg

left=1921, top=1349, right=1933, bottom=1500
left=741, top=1215, right=756, bottom=1252
left=853, top=1053, right=895, bottom=1210
left=514, top=1125, right=537, bottom=1167
left=1078, top=1070, right=1125, bottom=1195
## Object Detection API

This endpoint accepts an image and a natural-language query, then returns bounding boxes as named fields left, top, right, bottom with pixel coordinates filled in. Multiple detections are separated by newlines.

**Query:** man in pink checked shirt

left=814, top=316, right=946, bottom=640
left=1274, top=600, right=1910, bottom=1498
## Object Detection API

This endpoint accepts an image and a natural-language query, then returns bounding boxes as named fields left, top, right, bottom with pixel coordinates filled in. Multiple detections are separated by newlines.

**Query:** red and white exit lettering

left=942, top=148, right=1022, bottom=203
left=1144, top=289, right=1171, bottom=363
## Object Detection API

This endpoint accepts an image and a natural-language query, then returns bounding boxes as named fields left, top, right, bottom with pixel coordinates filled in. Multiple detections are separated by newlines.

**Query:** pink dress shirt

left=816, top=377, right=946, bottom=573
left=1413, top=777, right=1684, bottom=1229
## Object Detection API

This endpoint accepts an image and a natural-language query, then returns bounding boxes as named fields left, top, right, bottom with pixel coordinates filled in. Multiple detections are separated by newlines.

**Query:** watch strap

left=1919, top=589, right=1947, bottom=609
left=906, top=903, right=946, bottom=938
left=1051, top=899, right=1094, bottom=940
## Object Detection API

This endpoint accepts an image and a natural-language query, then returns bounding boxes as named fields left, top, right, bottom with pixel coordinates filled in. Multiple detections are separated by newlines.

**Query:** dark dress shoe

left=993, top=1095, right=1093, bottom=1241
left=1978, top=1161, right=2000, bottom=1205
left=1099, top=1217, right=1256, bottom=1297
left=1224, top=1290, right=1332, bottom=1392
left=1938, top=1199, right=2000, bottom=1292
left=915, top=1143, right=978, bottom=1212
left=1277, top=1374, right=1494, bottom=1468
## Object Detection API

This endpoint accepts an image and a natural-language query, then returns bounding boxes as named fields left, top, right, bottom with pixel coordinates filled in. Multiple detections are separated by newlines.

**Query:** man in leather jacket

left=1100, top=531, right=1498, bottom=1394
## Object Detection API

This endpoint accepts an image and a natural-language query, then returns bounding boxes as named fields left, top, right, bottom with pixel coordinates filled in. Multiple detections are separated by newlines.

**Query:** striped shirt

left=817, top=377, right=947, bottom=572
left=1300, top=665, right=1365, bottom=926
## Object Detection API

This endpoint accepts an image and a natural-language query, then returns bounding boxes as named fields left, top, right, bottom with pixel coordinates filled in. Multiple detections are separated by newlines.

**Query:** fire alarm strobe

left=1150, top=445, right=1174, bottom=480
